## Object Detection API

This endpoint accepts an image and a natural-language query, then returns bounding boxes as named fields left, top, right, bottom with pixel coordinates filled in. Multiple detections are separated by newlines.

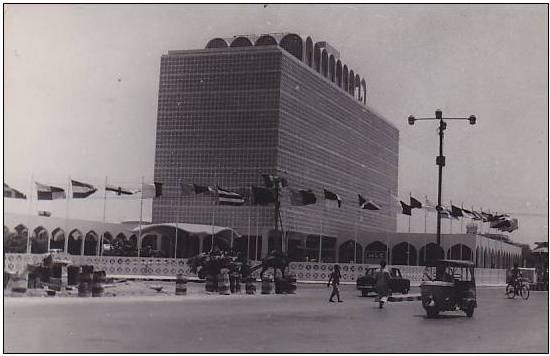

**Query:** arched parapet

left=255, top=34, right=277, bottom=46
left=329, top=55, right=336, bottom=82
left=305, top=36, right=314, bottom=67
left=321, top=49, right=329, bottom=77
left=280, top=33, right=303, bottom=61
left=419, top=243, right=444, bottom=266
left=5, top=224, right=28, bottom=253
left=205, top=38, right=229, bottom=49
left=447, top=244, right=472, bottom=261
left=360, top=78, right=367, bottom=104
left=230, top=36, right=253, bottom=47
left=342, top=65, right=349, bottom=92
left=391, top=242, right=417, bottom=266
left=364, top=241, right=388, bottom=264
left=337, top=240, right=363, bottom=263
left=313, top=43, right=322, bottom=72
left=31, top=226, right=49, bottom=254
left=336, top=60, right=342, bottom=87
left=50, top=228, right=66, bottom=253
left=84, top=230, right=99, bottom=256
left=348, top=70, right=355, bottom=96
left=68, top=229, right=83, bottom=255
left=355, top=74, right=361, bottom=101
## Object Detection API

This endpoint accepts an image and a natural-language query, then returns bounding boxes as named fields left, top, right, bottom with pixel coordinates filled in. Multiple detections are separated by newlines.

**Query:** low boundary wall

left=4, top=253, right=507, bottom=285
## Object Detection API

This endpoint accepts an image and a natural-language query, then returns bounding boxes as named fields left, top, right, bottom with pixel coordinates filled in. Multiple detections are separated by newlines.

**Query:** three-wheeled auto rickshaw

left=420, top=259, right=477, bottom=318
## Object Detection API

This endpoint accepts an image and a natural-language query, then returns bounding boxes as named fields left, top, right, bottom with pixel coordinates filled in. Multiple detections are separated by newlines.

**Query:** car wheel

left=402, top=288, right=409, bottom=295
left=361, top=289, right=368, bottom=297
left=426, top=306, right=439, bottom=318
left=465, top=307, right=474, bottom=317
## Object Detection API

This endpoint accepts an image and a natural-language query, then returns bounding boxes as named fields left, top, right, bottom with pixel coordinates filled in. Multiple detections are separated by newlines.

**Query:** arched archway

left=348, top=70, right=355, bottom=96
left=50, top=228, right=65, bottom=253
left=6, top=224, right=28, bottom=253
left=355, top=74, right=361, bottom=101
left=84, top=231, right=98, bottom=256
left=419, top=243, right=444, bottom=265
left=391, top=242, right=417, bottom=265
left=342, top=65, right=349, bottom=93
left=329, top=55, right=336, bottom=82
left=447, top=244, right=472, bottom=261
left=230, top=36, right=252, bottom=47
left=280, top=34, right=303, bottom=60
left=490, top=249, right=496, bottom=268
left=31, top=226, right=49, bottom=254
left=483, top=248, right=488, bottom=268
left=313, top=43, right=322, bottom=72
left=206, top=38, right=228, bottom=49
left=476, top=247, right=480, bottom=267
left=255, top=35, right=277, bottom=46
left=364, top=241, right=388, bottom=264
left=321, top=49, right=328, bottom=77
left=101, top=232, right=113, bottom=255
left=305, top=37, right=313, bottom=67
left=68, top=229, right=83, bottom=255
left=338, top=240, right=363, bottom=263
left=361, top=78, right=367, bottom=104
left=336, top=60, right=342, bottom=87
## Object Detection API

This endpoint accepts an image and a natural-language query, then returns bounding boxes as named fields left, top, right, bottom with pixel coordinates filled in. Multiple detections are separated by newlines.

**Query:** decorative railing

left=4, top=254, right=507, bottom=285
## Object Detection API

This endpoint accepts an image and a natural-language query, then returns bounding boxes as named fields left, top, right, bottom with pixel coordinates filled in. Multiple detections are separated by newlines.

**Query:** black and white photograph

left=3, top=3, right=549, bottom=353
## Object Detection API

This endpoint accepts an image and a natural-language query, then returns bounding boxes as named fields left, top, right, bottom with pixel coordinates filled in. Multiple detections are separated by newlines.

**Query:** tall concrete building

left=153, top=33, right=399, bottom=262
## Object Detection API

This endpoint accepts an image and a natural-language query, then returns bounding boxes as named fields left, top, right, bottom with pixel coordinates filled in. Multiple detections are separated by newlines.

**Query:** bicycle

left=506, top=278, right=530, bottom=300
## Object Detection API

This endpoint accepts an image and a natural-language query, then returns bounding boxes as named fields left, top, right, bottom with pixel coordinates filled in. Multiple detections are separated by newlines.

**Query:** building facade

left=152, top=33, right=399, bottom=262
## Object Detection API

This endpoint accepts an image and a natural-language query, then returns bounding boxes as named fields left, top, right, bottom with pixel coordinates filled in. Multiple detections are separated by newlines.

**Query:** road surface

left=4, top=285, right=548, bottom=353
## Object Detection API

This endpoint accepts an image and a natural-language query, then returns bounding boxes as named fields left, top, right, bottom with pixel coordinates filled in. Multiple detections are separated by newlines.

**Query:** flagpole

left=138, top=176, right=144, bottom=258
left=247, top=186, right=252, bottom=260
left=255, top=204, right=260, bottom=261
left=460, top=202, right=464, bottom=233
left=408, top=192, right=411, bottom=265
left=27, top=174, right=34, bottom=254
left=65, top=176, right=71, bottom=255
left=101, top=176, right=108, bottom=257
left=424, top=195, right=428, bottom=234
left=353, top=209, right=359, bottom=264
left=319, top=202, right=325, bottom=263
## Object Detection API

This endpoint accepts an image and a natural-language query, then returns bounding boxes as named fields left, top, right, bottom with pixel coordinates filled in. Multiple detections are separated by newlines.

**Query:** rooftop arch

left=255, top=35, right=277, bottom=46
left=230, top=36, right=253, bottom=47
left=280, top=34, right=303, bottom=61
left=305, top=37, right=314, bottom=67
left=205, top=38, right=229, bottom=49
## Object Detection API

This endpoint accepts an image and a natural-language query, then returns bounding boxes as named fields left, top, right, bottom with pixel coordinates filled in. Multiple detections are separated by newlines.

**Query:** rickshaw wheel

left=505, top=284, right=516, bottom=299
left=520, top=285, right=530, bottom=300
left=401, top=288, right=409, bottom=295
left=426, top=306, right=439, bottom=318
left=361, top=289, right=369, bottom=297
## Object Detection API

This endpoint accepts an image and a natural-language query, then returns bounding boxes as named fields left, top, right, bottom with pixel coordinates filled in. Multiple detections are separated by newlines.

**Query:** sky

left=4, top=4, right=548, bottom=246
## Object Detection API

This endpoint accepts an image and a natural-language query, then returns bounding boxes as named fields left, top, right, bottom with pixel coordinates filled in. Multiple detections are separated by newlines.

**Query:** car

left=356, top=267, right=410, bottom=296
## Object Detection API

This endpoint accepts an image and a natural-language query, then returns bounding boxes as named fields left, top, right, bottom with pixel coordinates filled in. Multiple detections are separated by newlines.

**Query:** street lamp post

left=408, top=109, right=476, bottom=247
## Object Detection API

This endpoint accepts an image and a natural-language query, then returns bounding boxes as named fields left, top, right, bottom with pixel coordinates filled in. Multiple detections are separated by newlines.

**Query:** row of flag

left=396, top=195, right=519, bottom=232
left=4, top=181, right=163, bottom=200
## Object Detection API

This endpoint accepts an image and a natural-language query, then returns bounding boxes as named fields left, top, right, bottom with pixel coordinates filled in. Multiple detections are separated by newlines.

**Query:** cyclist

left=510, top=262, right=523, bottom=294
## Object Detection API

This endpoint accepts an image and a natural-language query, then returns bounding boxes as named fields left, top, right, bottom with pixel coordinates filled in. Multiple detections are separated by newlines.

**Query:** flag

left=38, top=210, right=51, bottom=217
left=423, top=198, right=438, bottom=212
left=4, top=183, right=26, bottom=199
left=290, top=189, right=317, bottom=206
left=251, top=186, right=275, bottom=205
left=410, top=196, right=422, bottom=209
left=262, top=174, right=288, bottom=189
left=358, top=194, right=381, bottom=210
left=180, top=182, right=195, bottom=195
left=480, top=211, right=491, bottom=222
left=324, top=189, right=342, bottom=208
left=193, top=184, right=212, bottom=195
left=451, top=205, right=463, bottom=218
left=461, top=208, right=476, bottom=219
left=439, top=206, right=458, bottom=220
left=501, top=218, right=519, bottom=232
left=141, top=182, right=163, bottom=198
left=71, top=180, right=97, bottom=199
left=106, top=184, right=137, bottom=196
left=471, top=211, right=483, bottom=221
left=400, top=201, right=412, bottom=216
left=217, top=187, right=245, bottom=206
left=36, top=182, right=66, bottom=200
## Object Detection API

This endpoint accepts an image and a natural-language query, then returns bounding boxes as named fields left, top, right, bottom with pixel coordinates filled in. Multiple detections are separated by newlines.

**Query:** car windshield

left=423, top=265, right=474, bottom=282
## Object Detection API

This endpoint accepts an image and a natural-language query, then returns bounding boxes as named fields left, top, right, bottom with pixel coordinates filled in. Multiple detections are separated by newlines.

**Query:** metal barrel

left=175, top=274, right=187, bottom=296
left=91, top=271, right=105, bottom=297
left=287, top=273, right=297, bottom=294
left=218, top=271, right=230, bottom=295
left=205, top=274, right=217, bottom=293
left=67, top=266, right=80, bottom=286
left=78, top=270, right=92, bottom=297
left=261, top=275, right=273, bottom=295
left=245, top=277, right=256, bottom=295
left=11, top=272, right=27, bottom=294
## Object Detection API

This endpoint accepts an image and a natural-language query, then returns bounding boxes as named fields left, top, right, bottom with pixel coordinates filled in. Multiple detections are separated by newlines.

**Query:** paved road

left=4, top=285, right=548, bottom=353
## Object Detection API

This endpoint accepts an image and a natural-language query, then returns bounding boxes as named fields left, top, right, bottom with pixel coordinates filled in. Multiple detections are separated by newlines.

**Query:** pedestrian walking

left=327, top=264, right=343, bottom=303
left=375, top=260, right=391, bottom=308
